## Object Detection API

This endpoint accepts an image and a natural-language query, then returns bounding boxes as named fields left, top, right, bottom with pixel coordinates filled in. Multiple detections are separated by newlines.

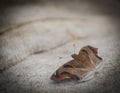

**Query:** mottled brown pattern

left=51, top=45, right=103, bottom=81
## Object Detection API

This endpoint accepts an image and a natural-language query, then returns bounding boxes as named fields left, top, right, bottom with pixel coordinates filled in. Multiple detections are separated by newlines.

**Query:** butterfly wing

left=50, top=45, right=103, bottom=82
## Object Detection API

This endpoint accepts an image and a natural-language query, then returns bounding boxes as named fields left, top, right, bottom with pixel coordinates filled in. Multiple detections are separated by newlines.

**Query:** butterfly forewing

left=50, top=45, right=103, bottom=82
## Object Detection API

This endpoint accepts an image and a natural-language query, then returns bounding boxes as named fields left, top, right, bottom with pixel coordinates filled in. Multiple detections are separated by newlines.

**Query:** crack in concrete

left=0, top=36, right=82, bottom=73
left=0, top=17, right=86, bottom=35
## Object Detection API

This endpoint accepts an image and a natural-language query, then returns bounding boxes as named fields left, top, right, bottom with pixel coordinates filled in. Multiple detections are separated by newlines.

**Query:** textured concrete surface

left=0, top=0, right=120, bottom=93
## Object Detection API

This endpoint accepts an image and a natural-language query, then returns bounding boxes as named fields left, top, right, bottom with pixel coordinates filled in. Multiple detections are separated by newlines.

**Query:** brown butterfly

left=50, top=45, right=103, bottom=82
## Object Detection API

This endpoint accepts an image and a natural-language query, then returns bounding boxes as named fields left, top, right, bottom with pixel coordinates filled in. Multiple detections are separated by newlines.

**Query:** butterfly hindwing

left=50, top=45, right=103, bottom=82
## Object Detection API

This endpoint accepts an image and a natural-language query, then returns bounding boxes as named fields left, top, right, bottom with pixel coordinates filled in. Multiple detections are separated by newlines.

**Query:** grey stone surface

left=0, top=0, right=120, bottom=93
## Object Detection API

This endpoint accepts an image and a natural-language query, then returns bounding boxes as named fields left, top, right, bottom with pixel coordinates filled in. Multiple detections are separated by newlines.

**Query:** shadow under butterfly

left=50, top=45, right=103, bottom=82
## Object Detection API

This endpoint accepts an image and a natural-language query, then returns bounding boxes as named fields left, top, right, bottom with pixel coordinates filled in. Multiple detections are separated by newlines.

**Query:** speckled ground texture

left=0, top=0, right=120, bottom=93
